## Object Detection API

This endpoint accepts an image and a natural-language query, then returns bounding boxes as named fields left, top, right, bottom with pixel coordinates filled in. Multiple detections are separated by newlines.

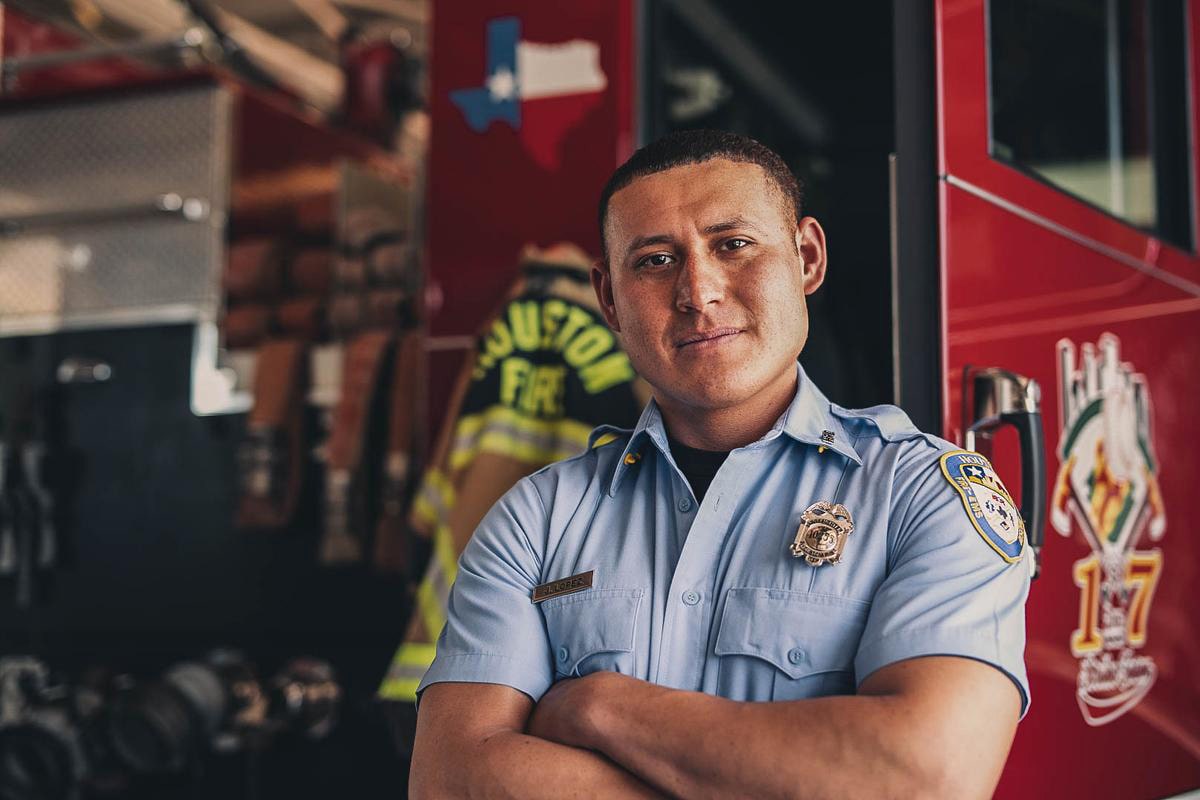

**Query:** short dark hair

left=597, top=130, right=805, bottom=265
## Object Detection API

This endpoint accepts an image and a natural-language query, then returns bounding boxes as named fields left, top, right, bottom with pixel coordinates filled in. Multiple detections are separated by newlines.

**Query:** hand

left=528, top=671, right=625, bottom=750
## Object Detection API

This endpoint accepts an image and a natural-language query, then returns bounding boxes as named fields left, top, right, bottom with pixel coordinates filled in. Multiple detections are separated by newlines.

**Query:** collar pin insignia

left=820, top=430, right=836, bottom=444
left=791, top=501, right=854, bottom=566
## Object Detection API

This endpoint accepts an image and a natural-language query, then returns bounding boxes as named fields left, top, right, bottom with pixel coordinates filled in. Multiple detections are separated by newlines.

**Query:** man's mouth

left=675, top=328, right=743, bottom=349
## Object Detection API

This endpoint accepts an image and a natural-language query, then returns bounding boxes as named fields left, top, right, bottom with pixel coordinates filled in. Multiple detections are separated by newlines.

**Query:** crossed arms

left=409, top=654, right=1020, bottom=800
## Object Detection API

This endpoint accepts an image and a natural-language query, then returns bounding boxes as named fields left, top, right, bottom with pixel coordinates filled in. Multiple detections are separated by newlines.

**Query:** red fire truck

left=936, top=1, right=1200, bottom=797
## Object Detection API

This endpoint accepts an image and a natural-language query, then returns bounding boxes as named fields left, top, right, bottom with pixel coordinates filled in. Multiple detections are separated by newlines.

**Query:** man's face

left=594, top=158, right=826, bottom=415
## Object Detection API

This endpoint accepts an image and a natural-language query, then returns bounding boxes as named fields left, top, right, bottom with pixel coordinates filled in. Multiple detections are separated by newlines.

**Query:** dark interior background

left=0, top=327, right=410, bottom=798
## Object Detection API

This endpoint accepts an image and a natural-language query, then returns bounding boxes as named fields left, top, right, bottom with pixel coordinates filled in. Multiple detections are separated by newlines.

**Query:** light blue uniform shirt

left=418, top=365, right=1031, bottom=713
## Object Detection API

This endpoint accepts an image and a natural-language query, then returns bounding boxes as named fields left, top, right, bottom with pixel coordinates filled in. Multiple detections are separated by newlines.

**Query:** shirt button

left=677, top=497, right=692, bottom=512
left=787, top=647, right=805, bottom=665
left=682, top=590, right=701, bottom=606
left=557, top=646, right=570, bottom=663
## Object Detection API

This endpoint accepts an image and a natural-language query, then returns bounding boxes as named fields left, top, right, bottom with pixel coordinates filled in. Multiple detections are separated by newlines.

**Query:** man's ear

left=591, top=261, right=621, bottom=332
left=795, top=217, right=828, bottom=296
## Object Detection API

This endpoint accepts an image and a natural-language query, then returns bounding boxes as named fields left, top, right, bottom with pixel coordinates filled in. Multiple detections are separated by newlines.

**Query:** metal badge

left=790, top=501, right=854, bottom=566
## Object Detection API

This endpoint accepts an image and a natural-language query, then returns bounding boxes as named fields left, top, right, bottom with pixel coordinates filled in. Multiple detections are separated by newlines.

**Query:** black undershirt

left=667, top=436, right=730, bottom=504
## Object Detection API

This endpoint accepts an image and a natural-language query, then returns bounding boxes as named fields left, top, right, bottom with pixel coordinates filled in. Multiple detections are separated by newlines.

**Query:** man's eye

left=723, top=238, right=750, bottom=250
left=637, top=253, right=674, bottom=268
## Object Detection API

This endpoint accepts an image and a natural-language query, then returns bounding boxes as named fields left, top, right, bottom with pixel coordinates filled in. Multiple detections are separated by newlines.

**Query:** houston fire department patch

left=939, top=450, right=1026, bottom=563
left=1052, top=333, right=1165, bottom=727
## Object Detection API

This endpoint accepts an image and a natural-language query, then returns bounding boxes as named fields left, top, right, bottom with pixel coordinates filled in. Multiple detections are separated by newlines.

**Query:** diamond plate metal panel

left=0, top=85, right=230, bottom=335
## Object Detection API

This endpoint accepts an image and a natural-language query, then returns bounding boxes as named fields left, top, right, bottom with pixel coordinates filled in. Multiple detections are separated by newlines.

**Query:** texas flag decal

left=450, top=17, right=608, bottom=170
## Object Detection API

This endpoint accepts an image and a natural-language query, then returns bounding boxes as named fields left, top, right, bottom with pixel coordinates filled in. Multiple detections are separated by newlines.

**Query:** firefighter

left=410, top=131, right=1031, bottom=798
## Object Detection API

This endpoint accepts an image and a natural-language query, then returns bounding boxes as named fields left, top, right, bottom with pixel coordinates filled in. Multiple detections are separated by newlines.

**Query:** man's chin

left=655, top=374, right=758, bottom=412
left=647, top=359, right=798, bottom=413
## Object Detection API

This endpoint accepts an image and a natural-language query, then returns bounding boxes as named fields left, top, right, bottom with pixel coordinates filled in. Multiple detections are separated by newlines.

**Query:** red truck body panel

left=937, top=1, right=1200, bottom=795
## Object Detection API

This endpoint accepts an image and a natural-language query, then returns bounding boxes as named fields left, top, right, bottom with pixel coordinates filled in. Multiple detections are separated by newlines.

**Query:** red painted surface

left=937, top=1, right=1200, bottom=796
left=0, top=7, right=161, bottom=97
left=422, top=0, right=636, bottom=436
left=425, top=0, right=636, bottom=339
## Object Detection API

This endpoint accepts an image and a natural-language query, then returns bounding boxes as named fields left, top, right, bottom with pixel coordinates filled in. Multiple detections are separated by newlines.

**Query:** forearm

left=566, top=663, right=1016, bottom=800
left=411, top=728, right=666, bottom=800
left=587, top=684, right=938, bottom=800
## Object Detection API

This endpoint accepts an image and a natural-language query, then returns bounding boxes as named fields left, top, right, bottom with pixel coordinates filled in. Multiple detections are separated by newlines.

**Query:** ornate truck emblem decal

left=1052, top=334, right=1166, bottom=727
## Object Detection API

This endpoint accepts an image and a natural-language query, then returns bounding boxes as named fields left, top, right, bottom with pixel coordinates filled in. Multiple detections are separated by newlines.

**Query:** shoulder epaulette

left=588, top=425, right=631, bottom=449
left=830, top=404, right=926, bottom=443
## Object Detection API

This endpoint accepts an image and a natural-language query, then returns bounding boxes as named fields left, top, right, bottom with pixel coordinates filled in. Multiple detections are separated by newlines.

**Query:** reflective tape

left=411, top=467, right=454, bottom=534
left=379, top=409, right=596, bottom=703
left=377, top=676, right=422, bottom=701
left=378, top=643, right=439, bottom=701
left=449, top=407, right=592, bottom=471
left=411, top=523, right=457, bottom=643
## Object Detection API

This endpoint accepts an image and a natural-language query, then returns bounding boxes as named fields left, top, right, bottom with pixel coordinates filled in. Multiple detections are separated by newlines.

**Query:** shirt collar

left=779, top=363, right=862, bottom=465
left=608, top=363, right=861, bottom=496
left=609, top=401, right=669, bottom=496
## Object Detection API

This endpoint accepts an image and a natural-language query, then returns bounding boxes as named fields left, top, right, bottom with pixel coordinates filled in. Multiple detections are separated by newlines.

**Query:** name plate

left=531, top=570, right=594, bottom=603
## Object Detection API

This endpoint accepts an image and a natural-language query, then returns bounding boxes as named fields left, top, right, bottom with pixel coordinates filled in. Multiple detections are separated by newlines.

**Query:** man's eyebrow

left=625, top=233, right=674, bottom=255
left=624, top=217, right=763, bottom=255
left=702, top=216, right=762, bottom=235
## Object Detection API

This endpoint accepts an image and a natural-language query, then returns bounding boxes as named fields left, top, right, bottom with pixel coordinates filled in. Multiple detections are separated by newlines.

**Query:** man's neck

left=657, top=369, right=798, bottom=452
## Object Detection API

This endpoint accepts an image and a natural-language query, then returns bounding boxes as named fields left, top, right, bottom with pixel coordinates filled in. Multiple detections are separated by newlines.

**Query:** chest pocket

left=714, top=588, right=868, bottom=701
left=540, top=588, right=643, bottom=679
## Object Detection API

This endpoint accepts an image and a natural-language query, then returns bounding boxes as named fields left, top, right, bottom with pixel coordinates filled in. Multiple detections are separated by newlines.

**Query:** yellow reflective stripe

left=426, top=468, right=455, bottom=507
left=452, top=408, right=592, bottom=453
left=379, top=644, right=436, bottom=684
left=412, top=467, right=454, bottom=528
left=449, top=431, right=588, bottom=470
left=448, top=412, right=594, bottom=470
left=377, top=677, right=422, bottom=702
left=412, top=496, right=438, bottom=528
left=433, top=524, right=458, bottom=581
left=454, top=413, right=487, bottom=438
left=394, top=642, right=438, bottom=666
left=376, top=642, right=439, bottom=702
left=447, top=406, right=595, bottom=468
left=410, top=523, right=458, bottom=643
left=416, top=579, right=446, bottom=641
left=455, top=406, right=594, bottom=443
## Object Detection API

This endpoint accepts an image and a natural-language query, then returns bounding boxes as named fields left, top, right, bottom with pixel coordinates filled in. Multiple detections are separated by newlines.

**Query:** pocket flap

left=714, top=588, right=868, bottom=680
left=541, top=588, right=643, bottom=675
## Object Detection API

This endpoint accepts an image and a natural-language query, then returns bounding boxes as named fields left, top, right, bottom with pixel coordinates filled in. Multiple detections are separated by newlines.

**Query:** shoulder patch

left=939, top=450, right=1026, bottom=563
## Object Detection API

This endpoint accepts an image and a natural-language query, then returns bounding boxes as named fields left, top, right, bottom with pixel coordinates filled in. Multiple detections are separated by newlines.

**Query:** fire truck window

left=989, top=0, right=1192, bottom=250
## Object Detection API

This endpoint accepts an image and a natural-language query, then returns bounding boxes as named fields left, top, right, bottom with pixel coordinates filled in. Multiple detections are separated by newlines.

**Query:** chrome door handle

left=963, top=367, right=1046, bottom=577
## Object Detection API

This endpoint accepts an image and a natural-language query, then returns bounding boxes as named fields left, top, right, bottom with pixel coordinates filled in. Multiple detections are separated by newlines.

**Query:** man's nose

left=674, top=251, right=724, bottom=312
